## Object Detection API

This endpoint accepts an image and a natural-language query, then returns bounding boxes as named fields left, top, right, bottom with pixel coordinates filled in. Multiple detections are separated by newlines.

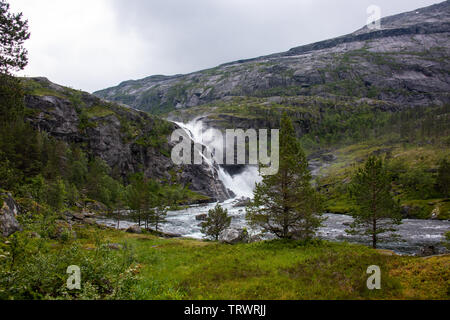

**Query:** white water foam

left=173, top=118, right=262, bottom=198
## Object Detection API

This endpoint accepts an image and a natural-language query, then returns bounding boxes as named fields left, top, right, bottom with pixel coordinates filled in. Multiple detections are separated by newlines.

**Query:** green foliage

left=445, top=231, right=450, bottom=250
left=201, top=204, right=231, bottom=241
left=247, top=114, right=323, bottom=239
left=126, top=173, right=169, bottom=231
left=0, top=0, right=30, bottom=74
left=347, top=157, right=402, bottom=249
left=0, top=75, right=24, bottom=122
left=398, top=166, right=437, bottom=200
left=0, top=231, right=139, bottom=300
left=437, top=159, right=450, bottom=197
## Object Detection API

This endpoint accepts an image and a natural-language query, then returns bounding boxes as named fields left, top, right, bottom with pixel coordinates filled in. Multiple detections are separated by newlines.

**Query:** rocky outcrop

left=0, top=192, right=22, bottom=237
left=23, top=77, right=231, bottom=201
left=126, top=225, right=142, bottom=234
left=95, top=1, right=450, bottom=115
left=221, top=228, right=250, bottom=244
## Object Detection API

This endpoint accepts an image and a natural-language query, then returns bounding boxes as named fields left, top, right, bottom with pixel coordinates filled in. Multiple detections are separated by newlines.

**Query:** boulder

left=195, top=214, right=208, bottom=221
left=420, top=245, right=438, bottom=257
left=233, top=197, right=251, bottom=208
left=221, top=228, right=250, bottom=244
left=126, top=225, right=142, bottom=234
left=0, top=193, right=22, bottom=237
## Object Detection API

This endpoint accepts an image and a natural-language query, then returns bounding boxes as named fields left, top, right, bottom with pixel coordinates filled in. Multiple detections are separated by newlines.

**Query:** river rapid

left=97, top=119, right=449, bottom=256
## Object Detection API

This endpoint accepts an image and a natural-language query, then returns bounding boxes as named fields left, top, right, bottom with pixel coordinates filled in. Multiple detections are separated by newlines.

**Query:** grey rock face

left=95, top=1, right=450, bottom=114
left=24, top=78, right=231, bottom=202
left=0, top=193, right=22, bottom=237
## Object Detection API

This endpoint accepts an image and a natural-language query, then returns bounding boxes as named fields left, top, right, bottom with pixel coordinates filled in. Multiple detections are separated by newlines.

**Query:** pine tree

left=0, top=0, right=30, bottom=74
left=346, top=156, right=402, bottom=249
left=246, top=114, right=323, bottom=240
left=201, top=204, right=231, bottom=241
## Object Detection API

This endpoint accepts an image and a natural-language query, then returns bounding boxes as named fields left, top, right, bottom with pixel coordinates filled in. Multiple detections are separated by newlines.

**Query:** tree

left=126, top=173, right=147, bottom=227
left=436, top=158, right=450, bottom=198
left=201, top=204, right=231, bottom=241
left=346, top=156, right=402, bottom=249
left=246, top=114, right=323, bottom=240
left=149, top=196, right=168, bottom=232
left=0, top=0, right=30, bottom=74
left=104, top=178, right=126, bottom=229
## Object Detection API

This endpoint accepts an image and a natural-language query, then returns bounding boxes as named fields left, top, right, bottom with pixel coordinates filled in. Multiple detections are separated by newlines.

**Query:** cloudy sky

left=9, top=0, right=442, bottom=93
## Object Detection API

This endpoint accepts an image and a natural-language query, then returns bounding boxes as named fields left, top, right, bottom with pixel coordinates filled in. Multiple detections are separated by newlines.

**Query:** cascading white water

left=173, top=118, right=262, bottom=199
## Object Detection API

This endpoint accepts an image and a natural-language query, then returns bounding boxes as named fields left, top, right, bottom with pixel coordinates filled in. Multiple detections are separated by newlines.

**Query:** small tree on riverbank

left=201, top=204, right=231, bottom=241
left=246, top=114, right=323, bottom=240
left=346, top=156, right=402, bottom=249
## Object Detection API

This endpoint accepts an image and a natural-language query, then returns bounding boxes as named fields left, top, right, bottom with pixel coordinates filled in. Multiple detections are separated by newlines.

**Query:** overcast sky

left=9, top=0, right=443, bottom=93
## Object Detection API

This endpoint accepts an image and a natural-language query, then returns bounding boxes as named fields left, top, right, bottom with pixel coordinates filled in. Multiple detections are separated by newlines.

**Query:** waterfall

left=173, top=118, right=262, bottom=199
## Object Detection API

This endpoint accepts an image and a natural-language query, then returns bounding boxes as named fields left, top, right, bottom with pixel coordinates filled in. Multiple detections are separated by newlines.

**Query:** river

left=98, top=118, right=450, bottom=256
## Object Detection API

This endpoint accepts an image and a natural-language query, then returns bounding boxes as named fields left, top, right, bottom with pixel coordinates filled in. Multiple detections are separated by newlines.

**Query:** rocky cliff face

left=0, top=192, right=22, bottom=237
left=22, top=77, right=232, bottom=202
left=94, top=1, right=450, bottom=115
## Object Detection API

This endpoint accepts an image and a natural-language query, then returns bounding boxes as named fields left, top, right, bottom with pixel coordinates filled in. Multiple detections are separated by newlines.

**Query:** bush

left=201, top=204, right=231, bottom=241
left=0, top=232, right=139, bottom=300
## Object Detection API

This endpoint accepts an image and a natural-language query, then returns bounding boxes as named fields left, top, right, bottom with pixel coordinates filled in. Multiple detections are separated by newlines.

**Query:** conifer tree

left=346, top=156, right=402, bottom=249
left=246, top=114, right=323, bottom=240
left=201, top=204, right=231, bottom=241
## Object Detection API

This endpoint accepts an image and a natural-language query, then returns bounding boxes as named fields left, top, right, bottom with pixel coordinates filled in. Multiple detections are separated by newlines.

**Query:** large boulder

left=126, top=225, right=142, bottom=234
left=420, top=245, right=438, bottom=257
left=221, top=228, right=250, bottom=244
left=0, top=193, right=22, bottom=237
left=233, top=197, right=251, bottom=208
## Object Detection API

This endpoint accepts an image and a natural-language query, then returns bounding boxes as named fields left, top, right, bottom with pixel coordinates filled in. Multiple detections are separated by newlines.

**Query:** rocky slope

left=0, top=192, right=22, bottom=237
left=22, top=77, right=232, bottom=202
left=95, top=1, right=450, bottom=117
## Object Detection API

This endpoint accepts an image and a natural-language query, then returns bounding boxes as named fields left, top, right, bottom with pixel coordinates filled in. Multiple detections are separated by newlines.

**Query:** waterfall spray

left=173, top=118, right=262, bottom=198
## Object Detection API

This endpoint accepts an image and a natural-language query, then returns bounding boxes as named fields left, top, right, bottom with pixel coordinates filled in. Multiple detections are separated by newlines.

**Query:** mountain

left=94, top=1, right=450, bottom=116
left=21, top=77, right=232, bottom=202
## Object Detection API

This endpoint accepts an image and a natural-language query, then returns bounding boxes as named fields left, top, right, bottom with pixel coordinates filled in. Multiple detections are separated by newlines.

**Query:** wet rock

left=401, top=206, right=412, bottom=219
left=195, top=214, right=208, bottom=221
left=321, top=154, right=337, bottom=162
left=126, top=225, right=142, bottom=234
left=420, top=245, right=438, bottom=257
left=0, top=193, right=22, bottom=237
left=233, top=197, right=251, bottom=208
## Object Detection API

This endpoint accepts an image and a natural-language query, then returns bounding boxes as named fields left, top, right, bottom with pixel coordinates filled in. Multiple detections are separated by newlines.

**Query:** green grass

left=84, top=106, right=116, bottom=119
left=2, top=222, right=449, bottom=300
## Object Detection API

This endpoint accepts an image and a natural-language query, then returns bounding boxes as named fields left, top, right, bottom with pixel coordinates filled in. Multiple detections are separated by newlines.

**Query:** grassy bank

left=1, top=224, right=448, bottom=300
left=318, top=140, right=450, bottom=219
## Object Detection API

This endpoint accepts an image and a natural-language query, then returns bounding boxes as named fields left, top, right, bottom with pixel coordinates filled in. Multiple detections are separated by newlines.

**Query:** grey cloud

left=11, top=0, right=444, bottom=92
